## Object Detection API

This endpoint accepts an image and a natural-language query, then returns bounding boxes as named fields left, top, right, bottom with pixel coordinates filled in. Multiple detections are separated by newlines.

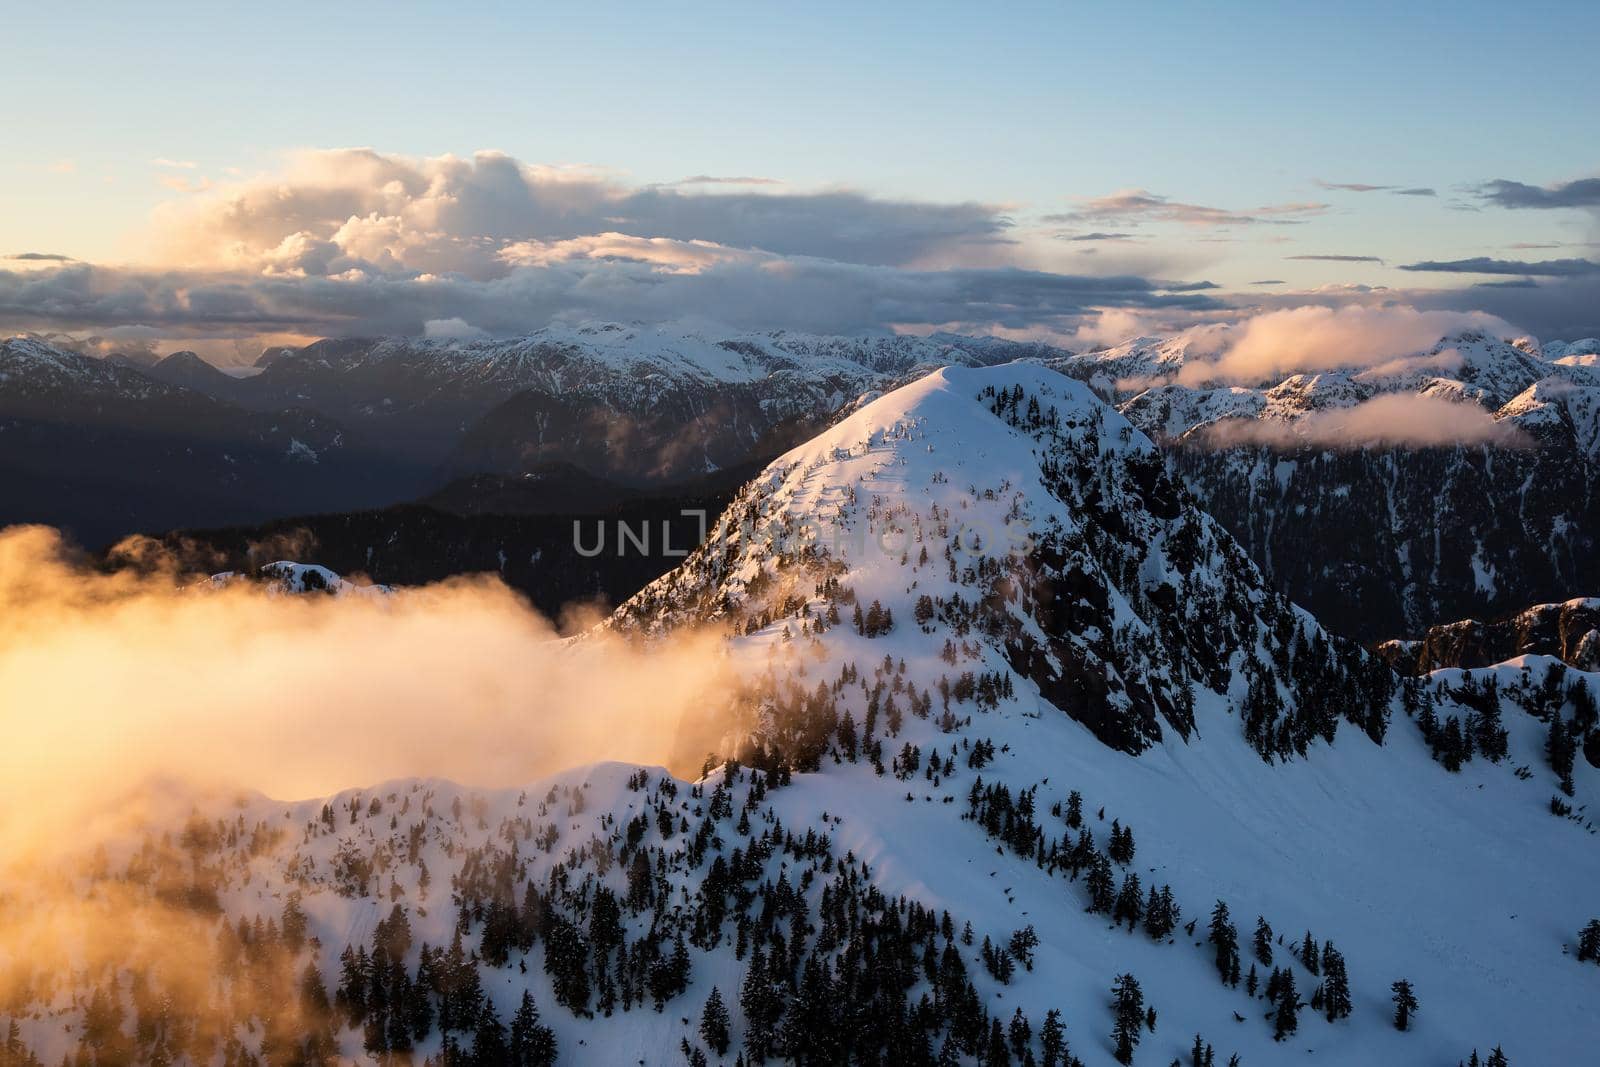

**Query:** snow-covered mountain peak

left=622, top=362, right=1390, bottom=761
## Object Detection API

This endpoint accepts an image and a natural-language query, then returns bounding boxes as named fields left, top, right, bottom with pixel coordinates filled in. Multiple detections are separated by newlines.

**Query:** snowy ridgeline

left=6, top=365, right=1598, bottom=1067
left=207, top=562, right=391, bottom=599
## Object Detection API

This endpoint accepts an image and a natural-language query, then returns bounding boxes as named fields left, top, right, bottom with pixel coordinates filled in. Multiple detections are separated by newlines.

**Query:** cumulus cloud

left=1045, top=189, right=1327, bottom=229
left=0, top=147, right=1249, bottom=346
left=1197, top=393, right=1528, bottom=449
left=145, top=148, right=1010, bottom=275
left=1478, top=176, right=1600, bottom=210
left=1177, top=304, right=1516, bottom=385
left=1398, top=256, right=1600, bottom=276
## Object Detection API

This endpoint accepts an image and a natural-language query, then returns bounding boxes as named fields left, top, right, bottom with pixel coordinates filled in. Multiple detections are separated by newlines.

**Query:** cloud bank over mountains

left=0, top=148, right=1226, bottom=349
left=1, top=148, right=1596, bottom=354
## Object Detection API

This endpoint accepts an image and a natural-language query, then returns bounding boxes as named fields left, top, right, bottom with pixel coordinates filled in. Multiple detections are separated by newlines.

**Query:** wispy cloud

left=4, top=252, right=73, bottom=262
left=1314, top=180, right=1435, bottom=197
left=1286, top=254, right=1384, bottom=263
left=1045, top=189, right=1328, bottom=229
left=1314, top=180, right=1392, bottom=193
left=1058, top=231, right=1142, bottom=242
left=672, top=174, right=782, bottom=186
left=150, top=158, right=198, bottom=170
left=1398, top=256, right=1600, bottom=277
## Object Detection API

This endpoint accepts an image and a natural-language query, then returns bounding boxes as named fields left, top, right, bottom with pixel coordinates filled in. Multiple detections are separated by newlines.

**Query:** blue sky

left=3, top=1, right=1598, bottom=351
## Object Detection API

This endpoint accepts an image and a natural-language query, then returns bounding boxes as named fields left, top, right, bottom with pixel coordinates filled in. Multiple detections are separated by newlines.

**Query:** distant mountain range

left=1, top=327, right=1050, bottom=547
left=1047, top=329, right=1600, bottom=641
left=8, top=324, right=1598, bottom=646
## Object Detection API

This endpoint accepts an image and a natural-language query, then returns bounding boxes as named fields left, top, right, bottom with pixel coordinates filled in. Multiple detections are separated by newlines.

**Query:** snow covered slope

left=5, top=364, right=1597, bottom=1067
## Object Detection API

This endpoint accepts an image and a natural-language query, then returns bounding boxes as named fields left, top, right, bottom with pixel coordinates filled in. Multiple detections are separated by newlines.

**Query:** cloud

left=1177, top=304, right=1516, bottom=385
left=1478, top=176, right=1600, bottom=210
left=1286, top=254, right=1384, bottom=263
left=497, top=232, right=765, bottom=274
left=5, top=251, right=74, bottom=262
left=1313, top=181, right=1436, bottom=198
left=673, top=174, right=782, bottom=186
left=422, top=316, right=489, bottom=341
left=1314, top=180, right=1393, bottom=193
left=1250, top=279, right=1286, bottom=285
left=1197, top=393, right=1529, bottom=449
left=150, top=157, right=198, bottom=169
left=0, top=525, right=736, bottom=865
left=1045, top=188, right=1328, bottom=229
left=1473, top=278, right=1540, bottom=289
left=0, top=258, right=1222, bottom=342
left=1059, top=231, right=1141, bottom=242
left=1398, top=256, right=1600, bottom=277
left=146, top=148, right=1010, bottom=274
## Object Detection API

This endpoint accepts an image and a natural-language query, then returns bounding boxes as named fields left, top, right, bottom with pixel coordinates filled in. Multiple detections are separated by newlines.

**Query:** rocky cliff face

left=1377, top=597, right=1600, bottom=673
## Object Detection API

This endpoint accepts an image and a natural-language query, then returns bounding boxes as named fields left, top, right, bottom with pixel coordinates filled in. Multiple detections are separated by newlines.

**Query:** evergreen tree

left=700, top=987, right=731, bottom=1057
left=1391, top=979, right=1418, bottom=1031
left=741, top=948, right=781, bottom=1062
left=509, top=991, right=557, bottom=1067
left=1040, top=1009, right=1068, bottom=1067
left=1208, top=902, right=1239, bottom=986
left=472, top=1000, right=507, bottom=1067
left=1299, top=931, right=1319, bottom=975
left=1577, top=919, right=1600, bottom=963
left=1320, top=942, right=1351, bottom=1022
left=1110, top=973, right=1144, bottom=1065
left=1271, top=970, right=1301, bottom=1041
left=1253, top=917, right=1273, bottom=966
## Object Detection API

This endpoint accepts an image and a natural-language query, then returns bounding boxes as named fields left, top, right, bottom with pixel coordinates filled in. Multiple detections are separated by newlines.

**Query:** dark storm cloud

left=1478, top=177, right=1600, bottom=210
left=1398, top=257, right=1600, bottom=277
